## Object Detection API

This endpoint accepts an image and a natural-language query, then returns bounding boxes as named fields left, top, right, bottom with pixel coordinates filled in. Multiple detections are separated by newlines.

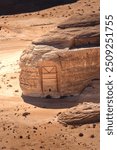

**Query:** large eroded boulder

left=57, top=102, right=100, bottom=125
left=19, top=45, right=99, bottom=98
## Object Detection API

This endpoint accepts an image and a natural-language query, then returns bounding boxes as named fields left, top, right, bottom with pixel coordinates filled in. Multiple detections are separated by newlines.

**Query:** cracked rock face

left=19, top=45, right=99, bottom=98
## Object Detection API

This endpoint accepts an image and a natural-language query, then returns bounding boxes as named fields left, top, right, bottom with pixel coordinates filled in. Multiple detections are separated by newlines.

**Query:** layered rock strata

left=33, top=13, right=100, bottom=49
left=57, top=102, right=100, bottom=125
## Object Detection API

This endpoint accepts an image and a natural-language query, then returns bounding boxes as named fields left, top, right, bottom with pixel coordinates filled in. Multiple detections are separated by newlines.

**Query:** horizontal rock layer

left=33, top=13, right=100, bottom=49
left=58, top=13, right=100, bottom=29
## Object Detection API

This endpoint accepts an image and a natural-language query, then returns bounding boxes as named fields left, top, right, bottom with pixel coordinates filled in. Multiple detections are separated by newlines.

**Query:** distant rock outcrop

left=33, top=13, right=100, bottom=49
left=57, top=102, right=100, bottom=125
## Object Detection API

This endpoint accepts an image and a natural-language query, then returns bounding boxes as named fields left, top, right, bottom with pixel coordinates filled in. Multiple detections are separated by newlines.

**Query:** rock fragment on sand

left=79, top=133, right=84, bottom=137
left=57, top=102, right=100, bottom=125
left=22, top=112, right=30, bottom=117
left=90, top=134, right=95, bottom=138
left=7, top=84, right=12, bottom=87
left=14, top=90, right=19, bottom=92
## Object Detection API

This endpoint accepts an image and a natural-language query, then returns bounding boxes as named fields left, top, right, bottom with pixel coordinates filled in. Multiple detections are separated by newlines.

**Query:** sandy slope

left=0, top=96, right=99, bottom=150
left=0, top=0, right=100, bottom=149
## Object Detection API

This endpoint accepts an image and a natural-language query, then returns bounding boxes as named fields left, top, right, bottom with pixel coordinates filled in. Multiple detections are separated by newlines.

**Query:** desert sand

left=0, top=0, right=100, bottom=149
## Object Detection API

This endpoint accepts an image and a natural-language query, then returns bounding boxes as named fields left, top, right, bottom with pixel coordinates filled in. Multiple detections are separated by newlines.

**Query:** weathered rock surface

left=57, top=102, right=100, bottom=125
left=33, top=26, right=99, bottom=49
left=58, top=13, right=100, bottom=29
left=20, top=46, right=99, bottom=98
left=33, top=13, right=100, bottom=49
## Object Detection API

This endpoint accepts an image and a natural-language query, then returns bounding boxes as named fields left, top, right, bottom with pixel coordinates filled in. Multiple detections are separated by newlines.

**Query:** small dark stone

left=93, top=124, right=96, bottom=128
left=19, top=135, right=23, bottom=139
left=33, top=126, right=37, bottom=130
left=48, top=121, right=52, bottom=124
left=79, top=133, right=84, bottom=137
left=27, top=135, right=30, bottom=139
left=90, top=134, right=95, bottom=138
left=22, top=112, right=30, bottom=117
left=40, top=146, right=44, bottom=149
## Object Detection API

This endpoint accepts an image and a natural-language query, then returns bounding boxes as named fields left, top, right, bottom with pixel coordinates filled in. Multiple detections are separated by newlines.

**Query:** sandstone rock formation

left=57, top=13, right=100, bottom=29
left=20, top=46, right=99, bottom=98
left=57, top=102, right=100, bottom=125
left=33, top=13, right=100, bottom=49
left=19, top=10, right=100, bottom=98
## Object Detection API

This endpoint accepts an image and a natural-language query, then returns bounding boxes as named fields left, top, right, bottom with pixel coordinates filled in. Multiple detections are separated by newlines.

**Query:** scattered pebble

left=79, top=133, right=84, bottom=137
left=22, top=112, right=30, bottom=117
left=14, top=90, right=19, bottom=92
left=90, top=134, right=95, bottom=138
left=7, top=84, right=12, bottom=87
left=19, top=135, right=23, bottom=139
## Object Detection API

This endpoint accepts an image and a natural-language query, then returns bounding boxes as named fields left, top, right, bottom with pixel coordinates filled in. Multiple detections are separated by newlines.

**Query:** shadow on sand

left=22, top=95, right=80, bottom=109
left=0, top=0, right=77, bottom=15
left=22, top=79, right=100, bottom=109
